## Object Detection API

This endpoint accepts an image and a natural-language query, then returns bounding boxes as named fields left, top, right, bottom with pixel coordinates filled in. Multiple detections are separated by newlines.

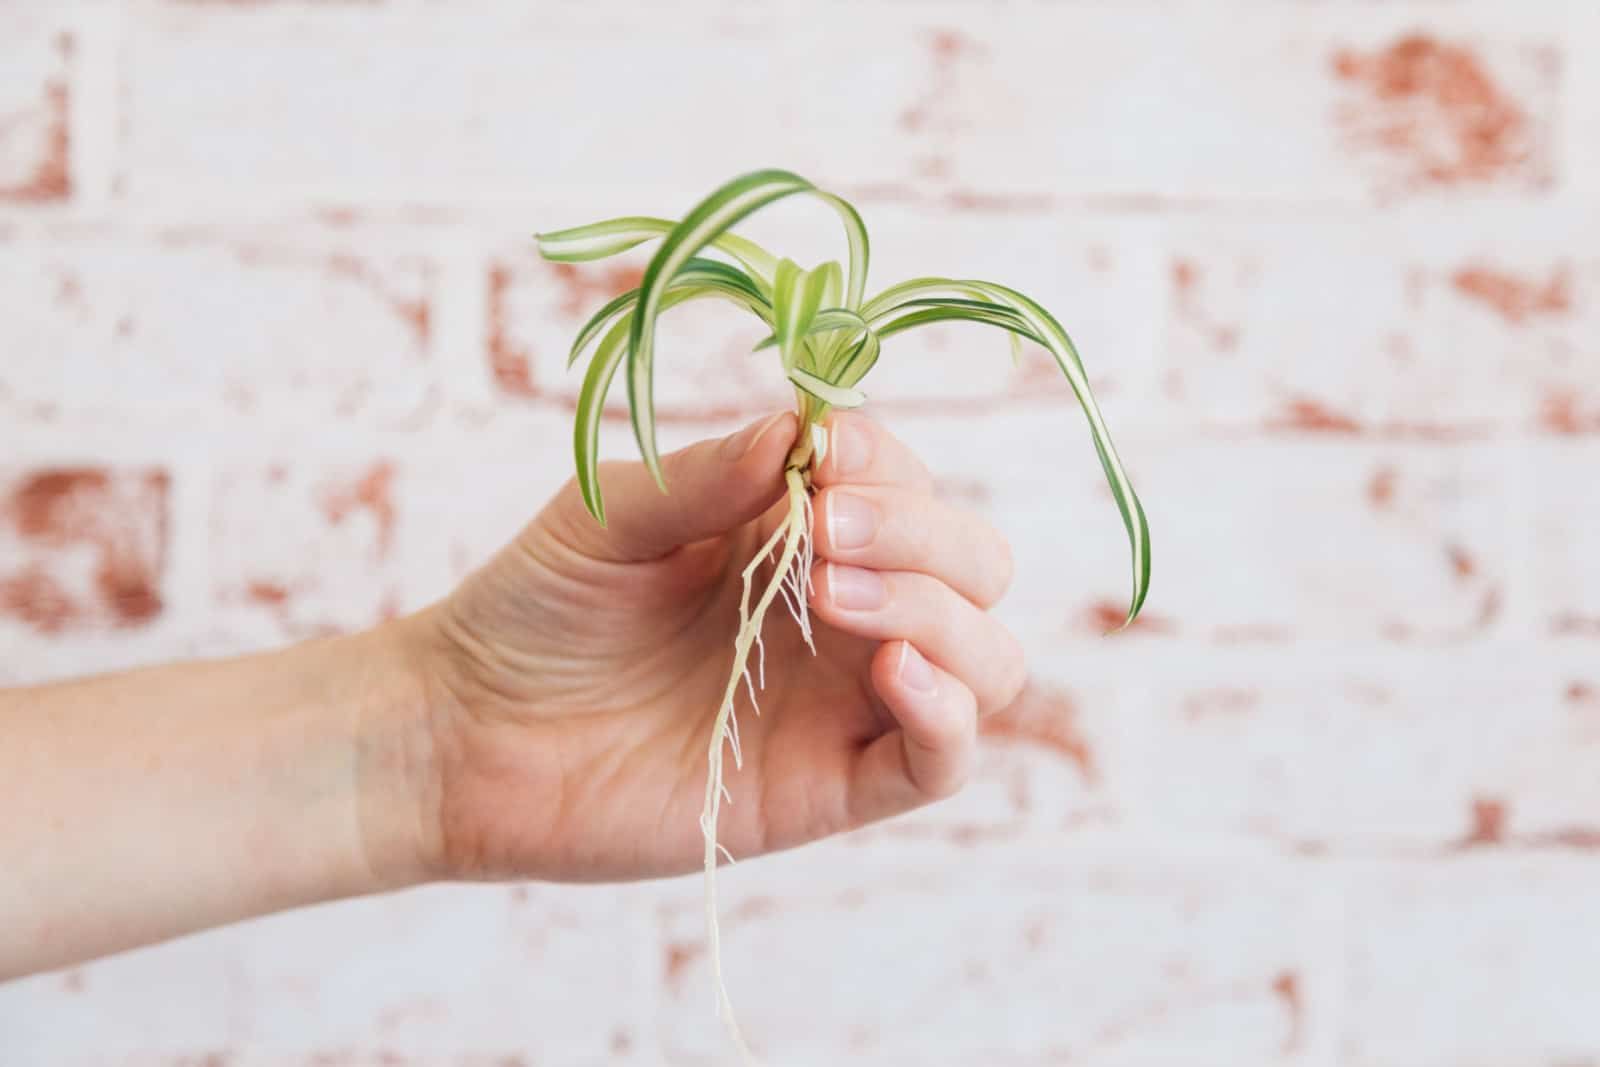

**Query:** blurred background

left=2, top=0, right=1598, bottom=1064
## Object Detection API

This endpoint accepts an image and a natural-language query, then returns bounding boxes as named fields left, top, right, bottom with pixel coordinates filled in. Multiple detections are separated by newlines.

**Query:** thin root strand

left=698, top=465, right=814, bottom=1065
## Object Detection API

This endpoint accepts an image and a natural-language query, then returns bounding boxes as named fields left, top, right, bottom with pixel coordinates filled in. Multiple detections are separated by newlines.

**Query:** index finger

left=812, top=412, right=934, bottom=493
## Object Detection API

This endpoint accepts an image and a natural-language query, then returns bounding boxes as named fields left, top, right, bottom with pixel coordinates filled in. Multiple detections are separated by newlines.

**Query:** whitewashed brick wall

left=2, top=1, right=1597, bottom=1064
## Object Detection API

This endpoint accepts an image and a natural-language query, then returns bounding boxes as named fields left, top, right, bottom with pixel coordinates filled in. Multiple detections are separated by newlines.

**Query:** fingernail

left=719, top=413, right=784, bottom=461
left=826, top=492, right=878, bottom=551
left=827, top=563, right=887, bottom=611
left=829, top=416, right=870, bottom=477
left=897, top=642, right=936, bottom=693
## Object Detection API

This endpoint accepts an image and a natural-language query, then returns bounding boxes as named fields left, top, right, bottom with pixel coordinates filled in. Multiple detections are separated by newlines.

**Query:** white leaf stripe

left=536, top=216, right=673, bottom=262
left=773, top=260, right=840, bottom=374
left=788, top=366, right=865, bottom=408
left=537, top=216, right=779, bottom=291
left=771, top=259, right=802, bottom=371
left=569, top=260, right=772, bottom=370
left=575, top=288, right=752, bottom=522
left=832, top=329, right=880, bottom=388
left=572, top=311, right=633, bottom=523
left=817, top=192, right=870, bottom=311
left=628, top=171, right=816, bottom=487
left=567, top=288, right=640, bottom=369
left=569, top=265, right=774, bottom=369
left=748, top=307, right=875, bottom=377
left=873, top=305, right=1044, bottom=346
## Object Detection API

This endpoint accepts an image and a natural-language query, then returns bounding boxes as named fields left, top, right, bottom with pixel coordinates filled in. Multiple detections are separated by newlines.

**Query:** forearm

left=0, top=621, right=437, bottom=980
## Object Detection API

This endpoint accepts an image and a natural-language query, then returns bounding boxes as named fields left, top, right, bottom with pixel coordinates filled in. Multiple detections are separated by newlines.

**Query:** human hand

left=397, top=411, right=1025, bottom=883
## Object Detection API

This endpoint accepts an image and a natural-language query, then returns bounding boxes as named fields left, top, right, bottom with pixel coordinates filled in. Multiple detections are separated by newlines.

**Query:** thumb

left=554, top=411, right=799, bottom=561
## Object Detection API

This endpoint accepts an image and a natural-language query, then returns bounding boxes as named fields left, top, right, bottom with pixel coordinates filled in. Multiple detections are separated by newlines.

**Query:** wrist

left=340, top=612, right=451, bottom=891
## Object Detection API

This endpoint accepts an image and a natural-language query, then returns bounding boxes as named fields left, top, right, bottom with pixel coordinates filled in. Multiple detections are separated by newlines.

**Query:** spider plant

left=536, top=169, right=1150, bottom=1058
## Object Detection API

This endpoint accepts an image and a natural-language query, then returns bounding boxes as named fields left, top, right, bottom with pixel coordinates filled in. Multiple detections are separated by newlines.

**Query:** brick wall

left=2, top=1, right=1598, bottom=1064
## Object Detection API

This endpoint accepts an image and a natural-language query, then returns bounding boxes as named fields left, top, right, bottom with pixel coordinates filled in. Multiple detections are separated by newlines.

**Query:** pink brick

left=789, top=10, right=1562, bottom=205
left=1141, top=660, right=1600, bottom=851
left=0, top=228, right=435, bottom=426
left=0, top=466, right=169, bottom=636
left=656, top=839, right=1336, bottom=1063
left=1344, top=857, right=1600, bottom=1065
left=1327, top=31, right=1558, bottom=199
left=1160, top=217, right=1600, bottom=435
left=0, top=19, right=71, bottom=202
left=211, top=459, right=419, bottom=641
left=426, top=418, right=598, bottom=584
left=1148, top=440, right=1510, bottom=643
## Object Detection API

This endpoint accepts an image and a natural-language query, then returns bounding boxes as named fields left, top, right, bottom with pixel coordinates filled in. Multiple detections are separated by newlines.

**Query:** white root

left=700, top=464, right=814, bottom=1063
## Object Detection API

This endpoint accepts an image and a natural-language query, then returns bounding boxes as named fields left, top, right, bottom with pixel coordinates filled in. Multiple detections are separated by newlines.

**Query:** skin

left=0, top=411, right=1025, bottom=981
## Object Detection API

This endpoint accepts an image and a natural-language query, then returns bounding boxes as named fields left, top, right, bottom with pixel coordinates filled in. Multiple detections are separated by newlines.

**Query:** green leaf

left=567, top=258, right=770, bottom=370
left=816, top=192, right=870, bottom=311
left=964, top=281, right=1151, bottom=625
left=536, top=216, right=780, bottom=290
left=750, top=306, right=877, bottom=380
left=788, top=366, right=866, bottom=408
left=772, top=259, right=840, bottom=374
left=872, top=304, right=1045, bottom=347
left=830, top=324, right=881, bottom=388
left=865, top=284, right=1041, bottom=376
left=548, top=174, right=1149, bottom=627
left=574, top=287, right=747, bottom=522
left=566, top=289, right=642, bottom=371
left=572, top=311, right=634, bottom=524
left=874, top=295, right=1032, bottom=321
left=624, top=169, right=871, bottom=487
left=710, top=232, right=781, bottom=287
left=861, top=277, right=1000, bottom=319
left=536, top=216, right=675, bottom=263
left=807, top=307, right=870, bottom=334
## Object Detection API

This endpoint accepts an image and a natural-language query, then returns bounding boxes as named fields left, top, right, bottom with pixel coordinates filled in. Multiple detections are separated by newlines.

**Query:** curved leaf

left=964, top=281, right=1151, bottom=625
left=861, top=276, right=1000, bottom=319
left=536, top=216, right=676, bottom=263
left=788, top=366, right=866, bottom=409
left=537, top=216, right=780, bottom=290
left=872, top=304, right=1045, bottom=347
left=749, top=306, right=878, bottom=383
left=575, top=287, right=759, bottom=522
left=626, top=170, right=873, bottom=487
left=567, top=258, right=771, bottom=370
left=772, top=259, right=841, bottom=374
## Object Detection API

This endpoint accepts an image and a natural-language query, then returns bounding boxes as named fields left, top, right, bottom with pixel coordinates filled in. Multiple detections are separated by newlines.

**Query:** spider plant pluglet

left=536, top=169, right=1151, bottom=1060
